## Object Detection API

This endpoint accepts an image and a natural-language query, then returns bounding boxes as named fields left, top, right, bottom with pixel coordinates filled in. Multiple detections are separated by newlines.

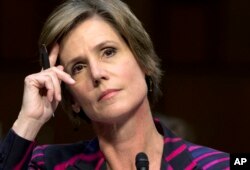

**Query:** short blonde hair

left=39, top=0, right=162, bottom=124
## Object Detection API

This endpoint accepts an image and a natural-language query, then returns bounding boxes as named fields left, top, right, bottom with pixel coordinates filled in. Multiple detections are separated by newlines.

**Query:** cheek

left=70, top=73, right=94, bottom=96
left=120, top=59, right=146, bottom=89
left=68, top=83, right=91, bottom=105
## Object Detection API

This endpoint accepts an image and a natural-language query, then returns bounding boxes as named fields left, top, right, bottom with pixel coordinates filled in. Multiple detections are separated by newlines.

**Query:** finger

left=40, top=66, right=74, bottom=100
left=56, top=65, right=63, bottom=84
left=32, top=66, right=75, bottom=101
left=43, top=76, right=55, bottom=102
left=45, top=71, right=62, bottom=101
left=49, top=43, right=59, bottom=66
left=26, top=74, right=55, bottom=102
left=48, top=66, right=75, bottom=85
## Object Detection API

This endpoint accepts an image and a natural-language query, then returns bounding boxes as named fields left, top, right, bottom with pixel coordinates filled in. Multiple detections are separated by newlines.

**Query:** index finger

left=49, top=43, right=59, bottom=66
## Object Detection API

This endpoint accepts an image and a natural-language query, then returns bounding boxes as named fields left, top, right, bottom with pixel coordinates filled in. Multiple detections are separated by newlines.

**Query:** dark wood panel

left=0, top=0, right=249, bottom=153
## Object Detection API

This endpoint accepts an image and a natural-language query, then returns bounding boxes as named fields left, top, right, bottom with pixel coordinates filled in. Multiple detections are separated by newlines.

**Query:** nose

left=89, top=59, right=108, bottom=86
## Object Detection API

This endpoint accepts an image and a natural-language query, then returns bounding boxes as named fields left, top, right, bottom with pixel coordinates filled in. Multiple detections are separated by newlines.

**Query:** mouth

left=98, top=89, right=121, bottom=101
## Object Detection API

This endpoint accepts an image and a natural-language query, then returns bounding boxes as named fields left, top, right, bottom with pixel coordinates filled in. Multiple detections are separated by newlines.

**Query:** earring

left=146, top=76, right=153, bottom=92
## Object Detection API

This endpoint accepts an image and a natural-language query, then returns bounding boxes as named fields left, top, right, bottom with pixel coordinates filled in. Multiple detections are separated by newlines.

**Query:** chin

left=88, top=93, right=147, bottom=123
left=91, top=105, right=134, bottom=124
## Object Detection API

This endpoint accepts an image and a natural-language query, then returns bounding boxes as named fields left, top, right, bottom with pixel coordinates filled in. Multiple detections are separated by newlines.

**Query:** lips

left=98, top=89, right=120, bottom=101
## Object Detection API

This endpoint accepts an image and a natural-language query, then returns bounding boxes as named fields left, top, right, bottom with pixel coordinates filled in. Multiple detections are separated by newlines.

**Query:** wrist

left=12, top=114, right=44, bottom=141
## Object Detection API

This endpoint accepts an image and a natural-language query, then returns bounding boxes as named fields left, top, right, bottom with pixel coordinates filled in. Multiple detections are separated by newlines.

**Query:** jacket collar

left=66, top=118, right=198, bottom=170
left=155, top=118, right=198, bottom=170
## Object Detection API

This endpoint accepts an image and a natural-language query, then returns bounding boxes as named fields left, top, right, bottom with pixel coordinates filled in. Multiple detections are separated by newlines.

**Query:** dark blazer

left=0, top=119, right=229, bottom=170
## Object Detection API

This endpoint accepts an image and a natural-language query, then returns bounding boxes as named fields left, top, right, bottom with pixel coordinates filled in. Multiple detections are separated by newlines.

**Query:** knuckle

left=49, top=67, right=59, bottom=77
left=24, top=75, right=34, bottom=84
left=44, top=74, right=52, bottom=81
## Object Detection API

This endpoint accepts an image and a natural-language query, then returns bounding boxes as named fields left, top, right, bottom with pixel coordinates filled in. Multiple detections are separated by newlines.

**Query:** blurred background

left=0, top=0, right=249, bottom=153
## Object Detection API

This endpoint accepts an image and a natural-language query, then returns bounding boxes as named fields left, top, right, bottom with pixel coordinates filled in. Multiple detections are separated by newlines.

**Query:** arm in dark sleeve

left=0, top=129, right=36, bottom=170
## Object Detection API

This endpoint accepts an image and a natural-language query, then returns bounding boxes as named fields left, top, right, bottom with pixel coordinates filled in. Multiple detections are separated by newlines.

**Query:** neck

left=92, top=99, right=163, bottom=170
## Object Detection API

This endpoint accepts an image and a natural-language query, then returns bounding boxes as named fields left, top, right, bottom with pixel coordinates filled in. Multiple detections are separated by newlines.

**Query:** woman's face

left=60, top=16, right=148, bottom=123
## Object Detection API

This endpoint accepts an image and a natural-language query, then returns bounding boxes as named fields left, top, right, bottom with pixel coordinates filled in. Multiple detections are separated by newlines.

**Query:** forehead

left=59, top=15, right=124, bottom=62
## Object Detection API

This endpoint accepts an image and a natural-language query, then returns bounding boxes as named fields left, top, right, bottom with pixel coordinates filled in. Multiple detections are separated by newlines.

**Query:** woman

left=0, top=0, right=229, bottom=169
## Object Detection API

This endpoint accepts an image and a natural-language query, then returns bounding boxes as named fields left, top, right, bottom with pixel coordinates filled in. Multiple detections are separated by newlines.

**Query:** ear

left=72, top=102, right=81, bottom=113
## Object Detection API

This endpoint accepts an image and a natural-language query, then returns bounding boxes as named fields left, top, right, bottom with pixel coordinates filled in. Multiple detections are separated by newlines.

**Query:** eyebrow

left=63, top=40, right=118, bottom=71
left=93, top=40, right=117, bottom=51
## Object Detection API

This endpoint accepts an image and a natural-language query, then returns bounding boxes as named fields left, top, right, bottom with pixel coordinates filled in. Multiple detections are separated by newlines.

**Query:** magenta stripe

left=224, top=167, right=230, bottom=170
left=186, top=152, right=226, bottom=170
left=166, top=144, right=186, bottom=161
left=203, top=157, right=229, bottom=170
left=54, top=151, right=103, bottom=170
left=185, top=161, right=197, bottom=170
left=194, top=151, right=222, bottom=163
left=31, top=153, right=44, bottom=160
left=95, top=157, right=105, bottom=170
left=164, top=137, right=181, bottom=143
left=167, top=164, right=174, bottom=170
left=188, top=145, right=202, bottom=152
left=37, top=161, right=45, bottom=165
left=14, top=142, right=36, bottom=170
left=34, top=145, right=48, bottom=150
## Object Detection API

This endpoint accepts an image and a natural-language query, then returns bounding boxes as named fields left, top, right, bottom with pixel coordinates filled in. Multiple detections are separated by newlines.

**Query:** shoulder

left=186, top=141, right=230, bottom=170
left=155, top=118, right=230, bottom=169
left=31, top=138, right=100, bottom=168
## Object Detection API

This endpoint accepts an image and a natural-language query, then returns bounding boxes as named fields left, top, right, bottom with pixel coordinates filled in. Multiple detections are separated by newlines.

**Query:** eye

left=102, top=47, right=117, bottom=58
left=72, top=63, right=86, bottom=75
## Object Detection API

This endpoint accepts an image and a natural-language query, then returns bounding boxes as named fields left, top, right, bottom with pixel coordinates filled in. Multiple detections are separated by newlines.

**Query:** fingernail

left=57, top=65, right=64, bottom=70
left=58, top=94, right=62, bottom=101
left=70, top=78, right=76, bottom=84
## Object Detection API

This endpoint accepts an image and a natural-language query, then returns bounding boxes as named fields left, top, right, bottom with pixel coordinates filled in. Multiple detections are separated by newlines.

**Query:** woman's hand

left=12, top=44, right=75, bottom=140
